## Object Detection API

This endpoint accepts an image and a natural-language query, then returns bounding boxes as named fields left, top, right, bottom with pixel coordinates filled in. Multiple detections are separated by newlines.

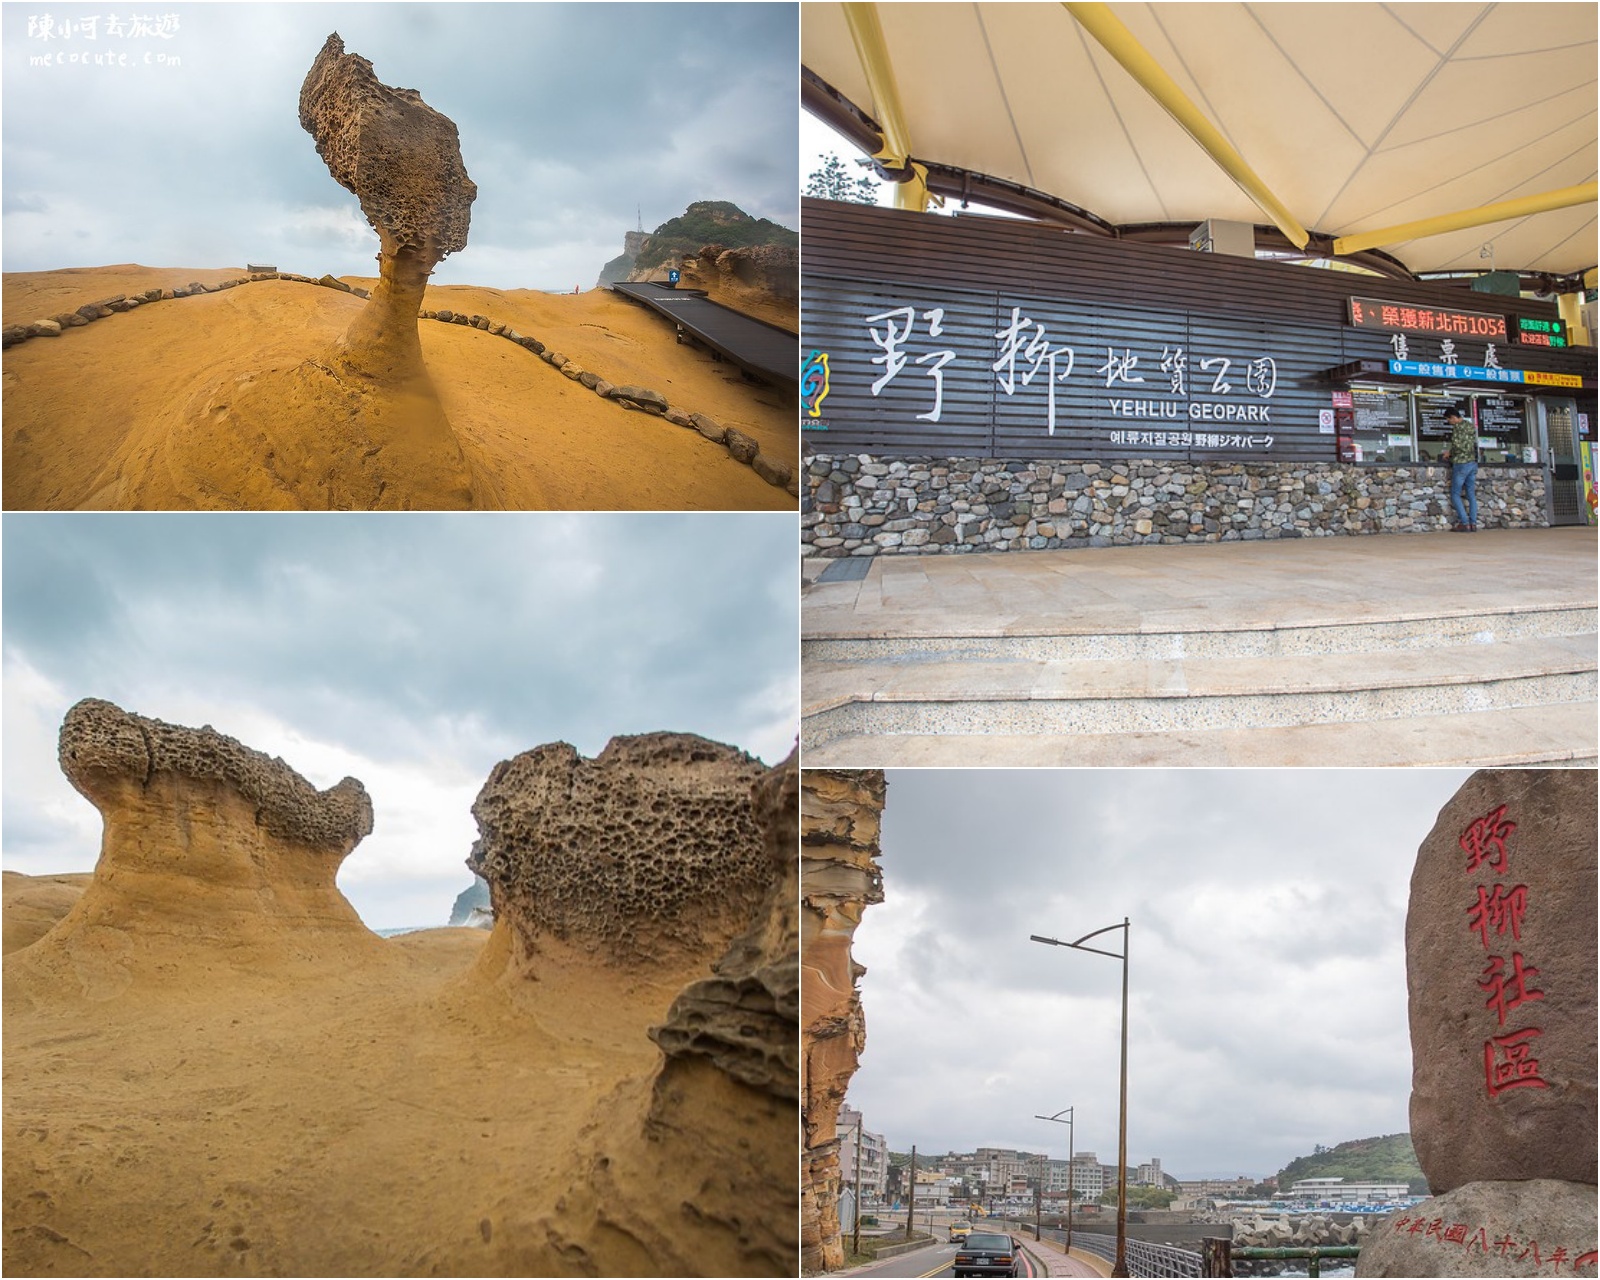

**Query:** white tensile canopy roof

left=802, top=2, right=1598, bottom=277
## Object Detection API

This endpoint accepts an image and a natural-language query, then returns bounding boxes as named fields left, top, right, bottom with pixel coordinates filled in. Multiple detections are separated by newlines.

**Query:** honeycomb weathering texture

left=298, top=33, right=475, bottom=259
left=58, top=698, right=373, bottom=850
left=650, top=747, right=799, bottom=1098
left=467, top=733, right=771, bottom=962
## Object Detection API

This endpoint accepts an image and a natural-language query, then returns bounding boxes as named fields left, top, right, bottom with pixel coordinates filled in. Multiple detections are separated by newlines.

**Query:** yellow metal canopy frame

left=1333, top=183, right=1600, bottom=257
left=808, top=2, right=1597, bottom=278
left=841, top=2, right=930, bottom=212
left=1063, top=2, right=1309, bottom=250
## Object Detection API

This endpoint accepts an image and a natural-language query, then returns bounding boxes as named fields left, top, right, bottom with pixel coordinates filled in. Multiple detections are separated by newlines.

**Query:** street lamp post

left=1031, top=918, right=1130, bottom=1279
left=1034, top=1106, right=1075, bottom=1255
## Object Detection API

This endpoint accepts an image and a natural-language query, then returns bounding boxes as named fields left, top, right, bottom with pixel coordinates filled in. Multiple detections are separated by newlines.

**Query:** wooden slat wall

left=801, top=200, right=1597, bottom=463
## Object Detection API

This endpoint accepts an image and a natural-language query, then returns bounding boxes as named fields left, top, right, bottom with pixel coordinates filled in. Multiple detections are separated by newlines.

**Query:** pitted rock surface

left=650, top=746, right=798, bottom=1097
left=298, top=33, right=475, bottom=259
left=468, top=733, right=769, bottom=963
left=59, top=698, right=372, bottom=850
left=1407, top=769, right=1597, bottom=1194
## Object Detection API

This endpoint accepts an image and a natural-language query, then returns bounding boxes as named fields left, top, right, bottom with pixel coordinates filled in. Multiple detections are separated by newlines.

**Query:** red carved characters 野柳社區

left=1460, top=804, right=1551, bottom=1098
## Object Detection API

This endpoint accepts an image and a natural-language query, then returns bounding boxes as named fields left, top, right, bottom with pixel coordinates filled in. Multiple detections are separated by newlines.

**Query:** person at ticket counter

left=1441, top=405, right=1479, bottom=532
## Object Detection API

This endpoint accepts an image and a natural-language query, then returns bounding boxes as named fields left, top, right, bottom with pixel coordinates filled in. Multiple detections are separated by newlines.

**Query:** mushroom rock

left=8, top=698, right=384, bottom=1002
left=298, top=32, right=476, bottom=382
left=165, top=33, right=482, bottom=511
left=466, top=733, right=772, bottom=983
left=800, top=769, right=887, bottom=1273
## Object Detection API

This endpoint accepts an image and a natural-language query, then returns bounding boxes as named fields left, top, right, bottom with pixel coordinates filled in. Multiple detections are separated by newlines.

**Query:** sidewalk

left=803, top=528, right=1596, bottom=641
left=1020, top=1233, right=1106, bottom=1277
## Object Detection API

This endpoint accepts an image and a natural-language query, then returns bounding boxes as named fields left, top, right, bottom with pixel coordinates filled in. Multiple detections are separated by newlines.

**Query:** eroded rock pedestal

left=10, top=698, right=384, bottom=1002
left=1358, top=769, right=1598, bottom=1278
left=800, top=769, right=886, bottom=1273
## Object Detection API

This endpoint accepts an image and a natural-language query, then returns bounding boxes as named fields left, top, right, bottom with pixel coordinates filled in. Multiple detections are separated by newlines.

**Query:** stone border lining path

left=3, top=270, right=797, bottom=497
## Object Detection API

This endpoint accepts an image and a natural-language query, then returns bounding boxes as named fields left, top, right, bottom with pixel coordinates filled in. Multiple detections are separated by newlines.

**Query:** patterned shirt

left=1447, top=418, right=1478, bottom=464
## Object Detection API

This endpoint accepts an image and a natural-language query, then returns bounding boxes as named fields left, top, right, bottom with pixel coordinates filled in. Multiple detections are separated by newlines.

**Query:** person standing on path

left=1442, top=405, right=1480, bottom=531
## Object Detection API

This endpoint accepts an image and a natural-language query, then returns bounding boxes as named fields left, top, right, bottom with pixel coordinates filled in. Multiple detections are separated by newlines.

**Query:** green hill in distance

left=1275, top=1133, right=1427, bottom=1196
left=634, top=200, right=797, bottom=268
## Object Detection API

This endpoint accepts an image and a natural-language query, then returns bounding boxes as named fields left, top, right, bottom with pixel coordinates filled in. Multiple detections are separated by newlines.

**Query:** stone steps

left=806, top=605, right=1597, bottom=664
left=801, top=609, right=1599, bottom=764
left=801, top=705, right=1600, bottom=768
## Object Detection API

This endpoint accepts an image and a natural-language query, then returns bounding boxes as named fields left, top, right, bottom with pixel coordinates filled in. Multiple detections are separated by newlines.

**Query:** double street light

left=1033, top=1106, right=1075, bottom=1254
left=1030, top=918, right=1130, bottom=1279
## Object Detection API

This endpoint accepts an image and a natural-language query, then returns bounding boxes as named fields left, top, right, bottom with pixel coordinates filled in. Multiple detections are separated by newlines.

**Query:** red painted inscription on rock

left=1460, top=803, right=1517, bottom=873
left=1460, top=805, right=1553, bottom=1100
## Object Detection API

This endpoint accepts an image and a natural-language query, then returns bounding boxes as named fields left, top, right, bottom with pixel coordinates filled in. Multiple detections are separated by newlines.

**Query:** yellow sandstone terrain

left=1, top=266, right=795, bottom=511
left=3, top=701, right=798, bottom=1277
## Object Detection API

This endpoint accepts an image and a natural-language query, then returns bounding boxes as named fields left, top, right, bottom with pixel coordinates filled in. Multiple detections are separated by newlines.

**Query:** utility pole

left=1034, top=1181, right=1042, bottom=1241
left=905, top=1145, right=917, bottom=1240
left=852, top=1120, right=865, bottom=1257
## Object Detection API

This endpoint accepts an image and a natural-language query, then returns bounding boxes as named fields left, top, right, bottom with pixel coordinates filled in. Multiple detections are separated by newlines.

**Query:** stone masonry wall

left=802, top=456, right=1549, bottom=556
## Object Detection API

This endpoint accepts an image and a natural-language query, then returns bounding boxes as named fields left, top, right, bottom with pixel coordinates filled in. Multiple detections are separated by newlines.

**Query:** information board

left=1476, top=396, right=1527, bottom=436
left=1417, top=397, right=1459, bottom=438
left=1351, top=388, right=1399, bottom=433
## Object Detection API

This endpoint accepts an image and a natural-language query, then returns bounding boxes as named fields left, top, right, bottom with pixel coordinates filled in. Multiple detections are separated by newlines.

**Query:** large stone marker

left=1358, top=769, right=1597, bottom=1278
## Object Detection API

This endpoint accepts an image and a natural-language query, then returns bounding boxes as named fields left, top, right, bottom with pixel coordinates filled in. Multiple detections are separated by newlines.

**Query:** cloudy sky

left=2, top=513, right=797, bottom=929
left=842, top=767, right=1473, bottom=1183
left=3, top=2, right=798, bottom=289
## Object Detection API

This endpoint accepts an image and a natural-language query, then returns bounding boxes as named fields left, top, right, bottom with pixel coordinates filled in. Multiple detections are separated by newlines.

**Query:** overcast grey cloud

left=3, top=512, right=797, bottom=928
left=842, top=768, right=1473, bottom=1183
left=3, top=2, right=798, bottom=288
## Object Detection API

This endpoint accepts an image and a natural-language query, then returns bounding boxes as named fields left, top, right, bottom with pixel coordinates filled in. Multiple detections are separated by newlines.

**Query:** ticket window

left=1349, top=385, right=1415, bottom=463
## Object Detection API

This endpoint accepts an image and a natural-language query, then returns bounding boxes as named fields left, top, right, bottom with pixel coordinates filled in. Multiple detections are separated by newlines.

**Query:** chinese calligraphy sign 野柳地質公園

left=1460, top=804, right=1552, bottom=1098
left=857, top=299, right=1280, bottom=445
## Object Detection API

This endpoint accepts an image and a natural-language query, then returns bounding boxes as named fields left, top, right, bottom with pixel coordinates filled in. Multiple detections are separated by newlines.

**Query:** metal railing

left=1069, top=1231, right=1204, bottom=1278
left=1200, top=1238, right=1361, bottom=1277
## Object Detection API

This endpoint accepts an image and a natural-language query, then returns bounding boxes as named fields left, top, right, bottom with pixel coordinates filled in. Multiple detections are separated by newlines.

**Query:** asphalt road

left=848, top=1234, right=1042, bottom=1279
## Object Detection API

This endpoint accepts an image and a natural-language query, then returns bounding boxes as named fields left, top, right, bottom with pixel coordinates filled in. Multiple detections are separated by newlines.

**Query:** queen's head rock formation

left=10, top=699, right=385, bottom=1003
left=467, top=733, right=771, bottom=978
left=175, top=33, right=481, bottom=511
left=800, top=769, right=887, bottom=1272
left=299, top=32, right=476, bottom=382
